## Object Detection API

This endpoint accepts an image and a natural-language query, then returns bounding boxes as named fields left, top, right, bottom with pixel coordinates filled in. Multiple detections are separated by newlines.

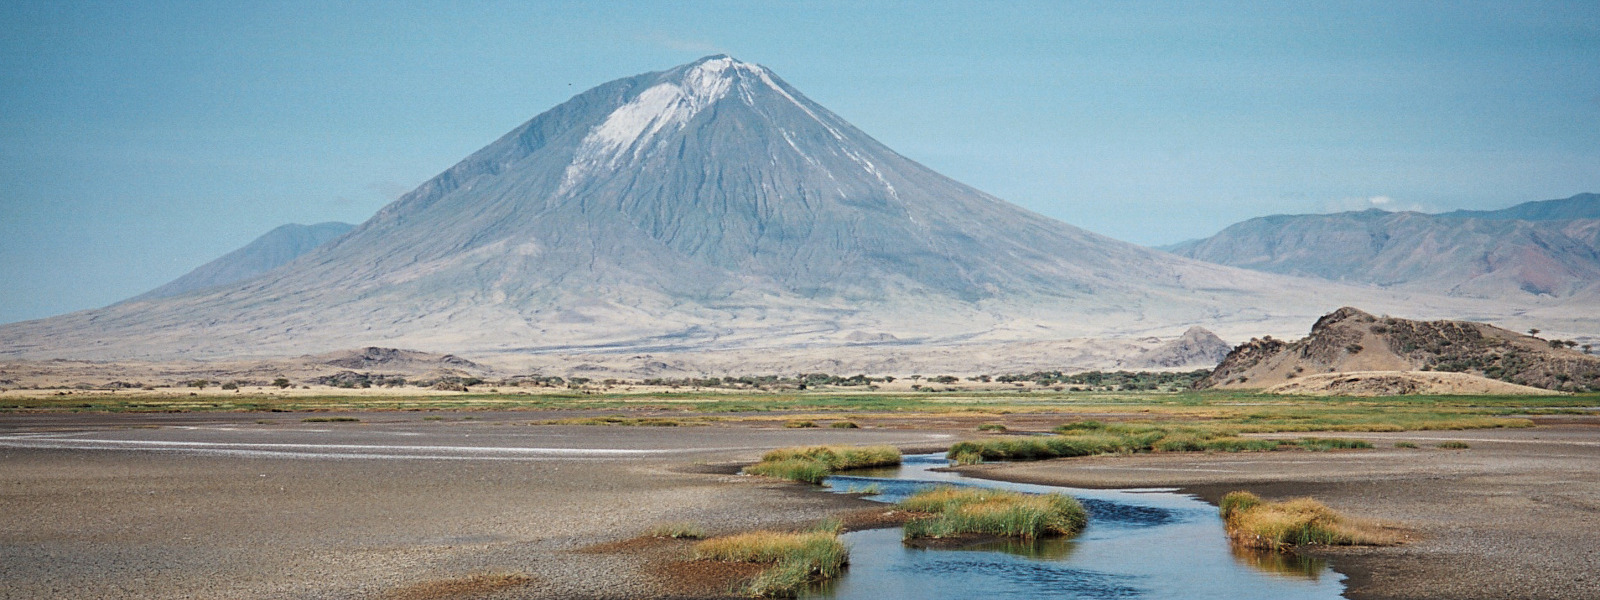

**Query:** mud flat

left=0, top=412, right=951, bottom=599
left=956, top=418, right=1600, bottom=600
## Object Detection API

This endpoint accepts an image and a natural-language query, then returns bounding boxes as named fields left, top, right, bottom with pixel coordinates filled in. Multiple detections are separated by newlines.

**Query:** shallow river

left=806, top=454, right=1346, bottom=599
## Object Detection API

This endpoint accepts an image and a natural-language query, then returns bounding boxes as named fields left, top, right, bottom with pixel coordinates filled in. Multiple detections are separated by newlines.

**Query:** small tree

left=1584, top=344, right=1593, bottom=355
left=1528, top=328, right=1541, bottom=337
left=272, top=378, right=291, bottom=389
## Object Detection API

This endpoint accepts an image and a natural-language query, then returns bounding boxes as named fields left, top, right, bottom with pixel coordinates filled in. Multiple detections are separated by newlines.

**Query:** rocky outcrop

left=1128, top=327, right=1231, bottom=368
left=1198, top=307, right=1600, bottom=393
left=321, top=347, right=482, bottom=371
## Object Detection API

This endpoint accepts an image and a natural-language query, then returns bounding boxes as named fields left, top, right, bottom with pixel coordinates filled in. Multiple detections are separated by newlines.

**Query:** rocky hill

left=1162, top=195, right=1600, bottom=300
left=1127, top=327, right=1231, bottom=369
left=1198, top=307, right=1600, bottom=393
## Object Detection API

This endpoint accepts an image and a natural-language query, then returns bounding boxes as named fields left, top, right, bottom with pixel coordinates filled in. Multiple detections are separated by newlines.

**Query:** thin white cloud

left=1321, top=195, right=1435, bottom=214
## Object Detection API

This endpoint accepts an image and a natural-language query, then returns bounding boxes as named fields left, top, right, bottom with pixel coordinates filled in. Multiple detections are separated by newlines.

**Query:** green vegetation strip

left=948, top=421, right=1374, bottom=464
left=694, top=530, right=848, bottom=597
left=744, top=445, right=901, bottom=484
left=900, top=487, right=1087, bottom=541
left=1220, top=491, right=1398, bottom=551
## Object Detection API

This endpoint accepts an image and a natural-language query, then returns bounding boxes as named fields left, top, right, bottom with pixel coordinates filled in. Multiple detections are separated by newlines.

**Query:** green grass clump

left=1394, top=441, right=1419, bottom=449
left=829, top=421, right=859, bottom=428
left=1220, top=491, right=1398, bottom=551
left=694, top=530, right=848, bottom=597
left=301, top=416, right=359, bottom=422
left=744, top=445, right=902, bottom=483
left=647, top=522, right=706, bottom=539
left=951, top=422, right=1375, bottom=463
left=976, top=423, right=1008, bottom=432
left=900, top=486, right=1087, bottom=541
left=745, top=458, right=834, bottom=484
left=785, top=420, right=817, bottom=428
left=1437, top=441, right=1471, bottom=449
left=1294, top=437, right=1375, bottom=451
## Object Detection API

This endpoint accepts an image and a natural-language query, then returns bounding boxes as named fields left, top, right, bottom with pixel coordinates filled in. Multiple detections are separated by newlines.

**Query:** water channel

left=805, top=454, right=1346, bottom=599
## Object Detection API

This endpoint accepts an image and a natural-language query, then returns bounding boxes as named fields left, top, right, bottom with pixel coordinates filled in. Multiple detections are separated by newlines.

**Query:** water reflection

left=1230, top=546, right=1328, bottom=580
left=812, top=454, right=1346, bottom=600
left=957, top=535, right=1078, bottom=561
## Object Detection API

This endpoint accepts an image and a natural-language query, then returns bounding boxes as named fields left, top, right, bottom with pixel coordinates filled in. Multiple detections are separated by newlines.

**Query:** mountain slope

left=1163, top=197, right=1600, bottom=299
left=130, top=222, right=354, bottom=301
left=0, top=57, right=1570, bottom=360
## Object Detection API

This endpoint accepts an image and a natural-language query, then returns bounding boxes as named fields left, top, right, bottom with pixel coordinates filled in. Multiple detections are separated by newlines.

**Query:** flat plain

left=3, top=390, right=1597, bottom=599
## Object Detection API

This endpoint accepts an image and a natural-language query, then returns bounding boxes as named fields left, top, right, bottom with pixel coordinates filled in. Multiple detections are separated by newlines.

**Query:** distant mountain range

left=0, top=56, right=1584, bottom=362
left=130, top=222, right=354, bottom=301
left=1162, top=194, right=1599, bottom=300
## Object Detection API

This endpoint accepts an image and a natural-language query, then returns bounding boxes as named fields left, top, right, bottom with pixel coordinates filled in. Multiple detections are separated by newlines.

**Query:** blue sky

left=2, top=1, right=1597, bottom=324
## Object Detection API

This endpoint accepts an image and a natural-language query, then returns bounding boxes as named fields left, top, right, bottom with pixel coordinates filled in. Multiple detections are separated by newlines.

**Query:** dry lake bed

left=2, top=408, right=1597, bottom=599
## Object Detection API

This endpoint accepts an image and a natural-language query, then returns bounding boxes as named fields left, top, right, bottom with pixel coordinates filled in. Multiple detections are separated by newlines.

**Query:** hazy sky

left=2, top=1, right=1597, bottom=324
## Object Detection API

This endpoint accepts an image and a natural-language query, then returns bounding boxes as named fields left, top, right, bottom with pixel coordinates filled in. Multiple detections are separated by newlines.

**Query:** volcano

left=0, top=56, right=1540, bottom=360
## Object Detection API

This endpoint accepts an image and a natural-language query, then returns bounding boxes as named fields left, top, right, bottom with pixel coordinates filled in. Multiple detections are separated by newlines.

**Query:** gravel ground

left=0, top=412, right=954, bottom=599
left=957, top=418, right=1600, bottom=600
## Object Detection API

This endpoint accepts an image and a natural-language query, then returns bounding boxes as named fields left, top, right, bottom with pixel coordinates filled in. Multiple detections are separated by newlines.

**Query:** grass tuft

left=694, top=531, right=848, bottom=597
left=1437, top=441, right=1471, bottom=449
left=1220, top=491, right=1400, bottom=551
left=1394, top=441, right=1419, bottom=449
left=744, top=445, right=901, bottom=484
left=302, top=416, right=359, bottom=422
left=829, top=421, right=859, bottom=429
left=784, top=420, right=817, bottom=428
left=646, top=522, right=706, bottom=539
left=976, top=423, right=1008, bottom=432
left=900, top=486, right=1087, bottom=541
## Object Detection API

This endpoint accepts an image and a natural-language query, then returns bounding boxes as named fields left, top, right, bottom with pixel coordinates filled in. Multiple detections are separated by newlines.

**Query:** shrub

left=901, top=486, right=1087, bottom=540
left=829, top=421, right=859, bottom=429
left=1220, top=491, right=1398, bottom=551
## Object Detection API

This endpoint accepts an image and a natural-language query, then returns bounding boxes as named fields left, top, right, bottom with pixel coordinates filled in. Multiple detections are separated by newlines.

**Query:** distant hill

left=1439, top=193, right=1600, bottom=221
left=1127, top=326, right=1231, bottom=369
left=1162, top=194, right=1600, bottom=299
left=1198, top=307, right=1600, bottom=393
left=130, top=222, right=354, bottom=301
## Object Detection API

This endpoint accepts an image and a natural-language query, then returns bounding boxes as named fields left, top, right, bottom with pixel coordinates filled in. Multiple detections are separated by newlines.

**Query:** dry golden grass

left=1221, top=491, right=1402, bottom=551
left=694, top=530, right=847, bottom=597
